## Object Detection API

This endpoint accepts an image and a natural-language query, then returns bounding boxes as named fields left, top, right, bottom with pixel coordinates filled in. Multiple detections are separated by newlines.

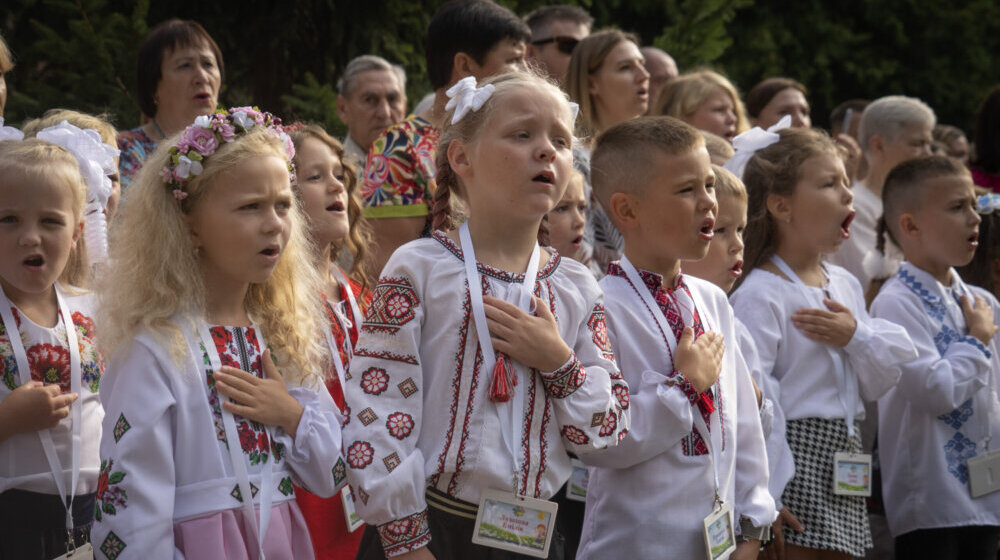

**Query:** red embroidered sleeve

left=538, top=354, right=587, bottom=398
left=377, top=509, right=431, bottom=557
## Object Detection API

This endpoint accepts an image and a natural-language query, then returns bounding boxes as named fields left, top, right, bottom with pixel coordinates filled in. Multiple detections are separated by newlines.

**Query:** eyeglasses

left=530, top=36, right=580, bottom=55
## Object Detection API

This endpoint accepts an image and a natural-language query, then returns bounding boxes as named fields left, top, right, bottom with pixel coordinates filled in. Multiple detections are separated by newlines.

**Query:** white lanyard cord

left=0, top=284, right=82, bottom=537
left=331, top=266, right=363, bottom=331
left=770, top=255, right=858, bottom=438
left=458, top=222, right=539, bottom=495
left=322, top=268, right=360, bottom=396
left=192, top=320, right=275, bottom=560
left=619, top=257, right=721, bottom=502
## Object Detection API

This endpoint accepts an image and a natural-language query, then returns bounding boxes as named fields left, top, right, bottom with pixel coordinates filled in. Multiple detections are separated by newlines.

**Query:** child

left=656, top=70, right=749, bottom=144
left=870, top=156, right=1000, bottom=559
left=90, top=108, right=345, bottom=559
left=543, top=168, right=601, bottom=278
left=578, top=117, right=775, bottom=559
left=0, top=136, right=104, bottom=558
left=344, top=70, right=630, bottom=560
left=289, top=123, right=374, bottom=559
left=729, top=127, right=918, bottom=560
left=956, top=193, right=1000, bottom=300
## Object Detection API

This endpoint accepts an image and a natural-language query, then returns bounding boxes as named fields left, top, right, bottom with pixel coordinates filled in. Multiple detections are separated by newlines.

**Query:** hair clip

left=172, top=189, right=189, bottom=201
left=723, top=115, right=792, bottom=180
left=977, top=193, right=1000, bottom=214
left=445, top=76, right=496, bottom=125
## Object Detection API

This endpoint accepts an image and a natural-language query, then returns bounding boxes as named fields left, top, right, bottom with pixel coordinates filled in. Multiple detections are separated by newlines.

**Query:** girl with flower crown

left=0, top=122, right=115, bottom=558
left=90, top=107, right=344, bottom=560
left=343, top=70, right=630, bottom=560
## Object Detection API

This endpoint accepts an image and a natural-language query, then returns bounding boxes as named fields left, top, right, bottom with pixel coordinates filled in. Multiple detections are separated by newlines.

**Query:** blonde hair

left=98, top=127, right=325, bottom=383
left=712, top=164, right=746, bottom=201
left=0, top=31, right=13, bottom=74
left=655, top=69, right=749, bottom=135
left=564, top=29, right=640, bottom=139
left=288, top=124, right=374, bottom=294
left=22, top=109, right=118, bottom=147
left=431, top=69, right=574, bottom=232
left=0, top=139, right=89, bottom=287
left=701, top=130, right=734, bottom=164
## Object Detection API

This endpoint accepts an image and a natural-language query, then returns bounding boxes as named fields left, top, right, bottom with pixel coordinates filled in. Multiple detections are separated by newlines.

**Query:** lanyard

left=0, top=284, right=82, bottom=538
left=458, top=222, right=539, bottom=495
left=193, top=320, right=275, bottom=560
left=770, top=255, right=858, bottom=438
left=331, top=266, right=363, bottom=331
left=618, top=257, right=722, bottom=503
left=323, top=267, right=362, bottom=394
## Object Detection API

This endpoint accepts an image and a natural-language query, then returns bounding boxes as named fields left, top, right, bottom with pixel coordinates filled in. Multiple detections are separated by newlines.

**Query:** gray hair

left=337, top=55, right=407, bottom=97
left=858, top=95, right=936, bottom=153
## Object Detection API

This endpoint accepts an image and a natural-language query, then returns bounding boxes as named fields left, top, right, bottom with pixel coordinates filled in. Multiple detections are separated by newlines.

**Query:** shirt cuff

left=378, top=509, right=431, bottom=557
left=959, top=335, right=992, bottom=359
left=539, top=354, right=587, bottom=398
left=665, top=369, right=700, bottom=405
left=844, top=319, right=873, bottom=354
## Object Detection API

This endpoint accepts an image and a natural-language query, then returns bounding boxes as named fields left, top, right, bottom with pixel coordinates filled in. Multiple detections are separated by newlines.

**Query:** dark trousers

left=895, top=525, right=1000, bottom=560
left=0, top=488, right=96, bottom=560
left=356, top=489, right=565, bottom=560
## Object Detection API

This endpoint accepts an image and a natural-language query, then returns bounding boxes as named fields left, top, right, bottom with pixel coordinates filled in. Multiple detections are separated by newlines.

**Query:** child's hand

left=762, top=508, right=804, bottom=560
left=961, top=294, right=998, bottom=345
left=0, top=381, right=77, bottom=440
left=791, top=299, right=857, bottom=348
left=673, top=327, right=724, bottom=393
left=215, top=349, right=304, bottom=437
left=483, top=295, right=572, bottom=373
left=732, top=540, right=761, bottom=560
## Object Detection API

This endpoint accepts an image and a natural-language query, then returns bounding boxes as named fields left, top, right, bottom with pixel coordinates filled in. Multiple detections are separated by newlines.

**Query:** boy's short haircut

left=524, top=5, right=593, bottom=38
left=712, top=164, right=746, bottom=202
left=701, top=130, right=734, bottom=163
left=858, top=95, right=936, bottom=154
left=882, top=155, right=969, bottom=244
left=590, top=116, right=704, bottom=216
left=426, top=0, right=531, bottom=90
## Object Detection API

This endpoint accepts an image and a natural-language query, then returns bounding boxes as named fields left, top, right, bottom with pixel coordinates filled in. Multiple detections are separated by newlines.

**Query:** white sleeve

left=842, top=281, right=918, bottom=401
left=91, top=341, right=178, bottom=559
left=871, top=292, right=992, bottom=415
left=272, top=381, right=344, bottom=498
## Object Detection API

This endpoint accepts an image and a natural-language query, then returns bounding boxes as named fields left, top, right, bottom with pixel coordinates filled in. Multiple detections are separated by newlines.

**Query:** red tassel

left=489, top=352, right=517, bottom=402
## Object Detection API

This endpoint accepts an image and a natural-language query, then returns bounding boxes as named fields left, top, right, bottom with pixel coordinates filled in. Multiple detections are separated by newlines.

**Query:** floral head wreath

left=723, top=114, right=793, bottom=180
left=161, top=107, right=295, bottom=201
left=977, top=193, right=1000, bottom=215
left=445, top=76, right=580, bottom=126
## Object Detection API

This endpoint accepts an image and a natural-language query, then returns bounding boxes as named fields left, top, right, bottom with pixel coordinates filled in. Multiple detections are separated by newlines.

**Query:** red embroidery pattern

left=27, top=343, right=71, bottom=393
left=598, top=410, right=618, bottom=437
left=436, top=287, right=472, bottom=492
left=377, top=510, right=430, bottom=557
left=347, top=441, right=374, bottom=469
left=386, top=412, right=415, bottom=440
left=613, top=384, right=630, bottom=410
left=363, top=277, right=418, bottom=335
left=361, top=367, right=390, bottom=395
left=562, top=425, right=589, bottom=446
left=587, top=305, right=615, bottom=362
left=353, top=346, right=419, bottom=365
left=539, top=355, right=587, bottom=399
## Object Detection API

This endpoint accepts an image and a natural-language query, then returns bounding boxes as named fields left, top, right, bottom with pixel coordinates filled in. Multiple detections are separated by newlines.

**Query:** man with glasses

left=524, top=5, right=592, bottom=86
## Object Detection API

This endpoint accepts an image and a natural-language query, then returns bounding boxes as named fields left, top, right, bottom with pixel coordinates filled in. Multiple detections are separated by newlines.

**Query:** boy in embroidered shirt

left=577, top=117, right=775, bottom=559
left=870, top=156, right=1000, bottom=559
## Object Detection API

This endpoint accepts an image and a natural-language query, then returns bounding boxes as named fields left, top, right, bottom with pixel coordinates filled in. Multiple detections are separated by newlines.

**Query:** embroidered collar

left=605, top=261, right=686, bottom=294
left=432, top=230, right=560, bottom=282
left=896, top=262, right=965, bottom=306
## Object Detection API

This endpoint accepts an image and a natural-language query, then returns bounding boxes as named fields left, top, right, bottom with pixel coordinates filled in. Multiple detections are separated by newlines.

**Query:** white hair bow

left=978, top=193, right=1000, bottom=215
left=37, top=120, right=121, bottom=264
left=0, top=118, right=23, bottom=142
left=723, top=115, right=792, bottom=180
left=445, top=76, right=496, bottom=125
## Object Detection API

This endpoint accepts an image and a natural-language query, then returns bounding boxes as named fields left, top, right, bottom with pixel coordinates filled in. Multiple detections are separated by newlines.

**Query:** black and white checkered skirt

left=782, top=417, right=872, bottom=557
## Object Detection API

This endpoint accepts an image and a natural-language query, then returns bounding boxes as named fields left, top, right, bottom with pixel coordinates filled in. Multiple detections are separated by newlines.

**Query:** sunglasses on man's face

left=531, top=36, right=580, bottom=55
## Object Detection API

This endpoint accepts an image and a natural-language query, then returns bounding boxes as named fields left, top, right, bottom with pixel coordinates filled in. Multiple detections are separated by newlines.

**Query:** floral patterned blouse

left=361, top=115, right=440, bottom=219
left=117, top=126, right=158, bottom=190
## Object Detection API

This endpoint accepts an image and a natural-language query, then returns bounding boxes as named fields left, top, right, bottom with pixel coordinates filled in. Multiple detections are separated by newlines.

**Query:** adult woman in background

left=745, top=76, right=811, bottom=129
left=117, top=19, right=223, bottom=189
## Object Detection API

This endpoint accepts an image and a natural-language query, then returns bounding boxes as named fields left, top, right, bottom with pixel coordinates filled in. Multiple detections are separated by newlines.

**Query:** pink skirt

left=174, top=501, right=315, bottom=560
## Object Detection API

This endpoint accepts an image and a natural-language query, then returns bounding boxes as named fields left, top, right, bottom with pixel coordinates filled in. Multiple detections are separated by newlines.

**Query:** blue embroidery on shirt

left=937, top=399, right=974, bottom=430
left=897, top=269, right=946, bottom=322
left=943, top=432, right=977, bottom=483
left=933, top=324, right=963, bottom=355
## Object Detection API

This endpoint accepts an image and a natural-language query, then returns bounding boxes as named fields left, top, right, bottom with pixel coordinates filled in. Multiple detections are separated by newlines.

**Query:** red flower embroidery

left=257, top=432, right=270, bottom=453
left=27, top=343, right=71, bottom=393
left=347, top=441, right=374, bottom=469
left=72, top=312, right=96, bottom=339
left=237, top=421, right=256, bottom=453
left=361, top=368, right=389, bottom=395
left=386, top=412, right=415, bottom=440
left=599, top=410, right=618, bottom=437
left=562, top=425, right=589, bottom=446
left=210, top=327, right=233, bottom=351
left=613, top=385, right=630, bottom=410
left=219, top=354, right=240, bottom=369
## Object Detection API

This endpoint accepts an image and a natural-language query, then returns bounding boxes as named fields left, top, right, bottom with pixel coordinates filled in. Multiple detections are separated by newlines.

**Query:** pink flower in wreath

left=562, top=425, right=589, bottom=446
left=386, top=412, right=414, bottom=440
left=211, top=117, right=236, bottom=142
left=181, top=126, right=218, bottom=157
left=361, top=368, right=389, bottom=395
left=347, top=441, right=374, bottom=469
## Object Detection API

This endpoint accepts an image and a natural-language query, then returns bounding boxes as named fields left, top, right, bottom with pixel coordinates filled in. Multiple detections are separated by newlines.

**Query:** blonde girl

left=288, top=123, right=373, bottom=560
left=729, top=127, right=916, bottom=560
left=656, top=69, right=749, bottom=143
left=91, top=108, right=344, bottom=559
left=0, top=136, right=105, bottom=559
left=345, top=70, right=629, bottom=560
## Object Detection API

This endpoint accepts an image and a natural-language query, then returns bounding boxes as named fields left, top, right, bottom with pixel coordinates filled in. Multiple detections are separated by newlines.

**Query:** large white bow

left=445, top=76, right=496, bottom=125
left=723, top=115, right=792, bottom=180
left=0, top=118, right=23, bottom=142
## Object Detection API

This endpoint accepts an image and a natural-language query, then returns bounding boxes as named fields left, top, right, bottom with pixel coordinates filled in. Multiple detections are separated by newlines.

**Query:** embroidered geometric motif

left=363, top=277, right=419, bottom=335
left=599, top=410, right=618, bottom=437
left=358, top=407, right=378, bottom=426
left=943, top=431, right=977, bottom=484
left=938, top=399, right=974, bottom=430
left=278, top=476, right=294, bottom=496
left=231, top=482, right=260, bottom=503
left=384, top=452, right=402, bottom=472
left=113, top=413, right=131, bottom=443
left=353, top=346, right=419, bottom=365
left=933, top=324, right=963, bottom=356
left=587, top=305, right=615, bottom=361
left=591, top=412, right=606, bottom=427
left=562, top=425, right=590, bottom=446
left=94, top=459, right=128, bottom=521
left=100, top=531, right=126, bottom=559
left=541, top=357, right=587, bottom=398
left=398, top=377, right=418, bottom=398
left=378, top=509, right=430, bottom=556
left=613, top=384, right=630, bottom=410
left=386, top=412, right=415, bottom=440
left=333, top=457, right=347, bottom=487
left=357, top=486, right=370, bottom=505
left=361, top=367, right=390, bottom=395
left=897, top=268, right=946, bottom=322
left=347, top=441, right=375, bottom=469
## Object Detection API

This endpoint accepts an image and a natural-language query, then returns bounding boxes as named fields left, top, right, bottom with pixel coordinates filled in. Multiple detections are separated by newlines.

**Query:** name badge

left=968, top=449, right=1000, bottom=498
left=341, top=486, right=365, bottom=533
left=565, top=458, right=589, bottom=502
left=833, top=452, right=872, bottom=496
left=53, top=542, right=93, bottom=560
left=472, top=489, right=559, bottom=559
left=702, top=501, right=736, bottom=560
